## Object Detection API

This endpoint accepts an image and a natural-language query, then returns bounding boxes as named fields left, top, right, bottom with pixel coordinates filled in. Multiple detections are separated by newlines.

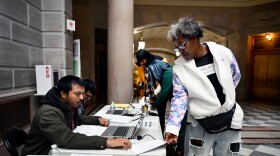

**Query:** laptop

left=101, top=115, right=144, bottom=138
left=105, top=94, right=134, bottom=115
left=105, top=109, right=126, bottom=115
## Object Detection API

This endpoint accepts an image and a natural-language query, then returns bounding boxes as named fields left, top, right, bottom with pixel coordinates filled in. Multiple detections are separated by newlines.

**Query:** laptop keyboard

left=113, top=110, right=124, bottom=115
left=113, top=127, right=129, bottom=136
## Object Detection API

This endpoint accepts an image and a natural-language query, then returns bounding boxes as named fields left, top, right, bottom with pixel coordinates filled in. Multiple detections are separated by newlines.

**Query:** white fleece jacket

left=173, top=42, right=243, bottom=130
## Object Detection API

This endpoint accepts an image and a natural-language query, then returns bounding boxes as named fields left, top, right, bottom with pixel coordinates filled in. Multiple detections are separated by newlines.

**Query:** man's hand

left=98, top=118, right=109, bottom=127
left=106, top=138, right=131, bottom=150
left=165, top=132, right=178, bottom=144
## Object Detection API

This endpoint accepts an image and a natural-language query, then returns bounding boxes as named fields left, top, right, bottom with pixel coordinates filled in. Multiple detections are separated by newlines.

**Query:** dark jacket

left=22, top=87, right=107, bottom=156
left=152, top=68, right=173, bottom=108
left=147, top=60, right=173, bottom=108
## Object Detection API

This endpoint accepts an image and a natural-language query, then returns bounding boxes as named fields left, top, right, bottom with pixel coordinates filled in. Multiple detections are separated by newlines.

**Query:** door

left=95, top=28, right=108, bottom=104
left=252, top=53, right=280, bottom=102
left=251, top=34, right=280, bottom=104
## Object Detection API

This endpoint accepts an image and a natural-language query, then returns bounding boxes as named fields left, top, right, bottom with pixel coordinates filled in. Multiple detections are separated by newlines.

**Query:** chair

left=3, top=127, right=28, bottom=156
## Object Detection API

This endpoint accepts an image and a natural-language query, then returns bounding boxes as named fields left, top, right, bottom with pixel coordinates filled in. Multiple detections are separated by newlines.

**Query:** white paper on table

left=130, top=140, right=165, bottom=155
left=73, top=125, right=107, bottom=136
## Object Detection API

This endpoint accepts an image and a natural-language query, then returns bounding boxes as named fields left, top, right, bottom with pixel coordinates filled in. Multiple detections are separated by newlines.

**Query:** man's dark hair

left=56, top=75, right=85, bottom=96
left=84, top=79, right=97, bottom=95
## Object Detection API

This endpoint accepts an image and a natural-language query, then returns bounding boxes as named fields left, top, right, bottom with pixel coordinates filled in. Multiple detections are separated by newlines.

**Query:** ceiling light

left=138, top=33, right=145, bottom=50
left=266, top=33, right=272, bottom=41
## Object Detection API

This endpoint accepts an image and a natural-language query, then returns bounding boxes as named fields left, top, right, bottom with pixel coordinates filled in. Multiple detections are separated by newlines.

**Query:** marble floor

left=238, top=101, right=280, bottom=156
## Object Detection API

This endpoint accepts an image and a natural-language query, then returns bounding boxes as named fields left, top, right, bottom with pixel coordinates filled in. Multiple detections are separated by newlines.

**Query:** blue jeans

left=184, top=122, right=242, bottom=156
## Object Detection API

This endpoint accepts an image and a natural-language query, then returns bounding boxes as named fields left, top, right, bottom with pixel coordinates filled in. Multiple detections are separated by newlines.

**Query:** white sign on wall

left=67, top=19, right=75, bottom=31
left=35, top=65, right=60, bottom=95
left=73, top=39, right=81, bottom=77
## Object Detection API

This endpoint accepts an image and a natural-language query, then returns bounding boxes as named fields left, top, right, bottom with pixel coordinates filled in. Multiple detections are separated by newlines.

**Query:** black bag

left=196, top=103, right=236, bottom=134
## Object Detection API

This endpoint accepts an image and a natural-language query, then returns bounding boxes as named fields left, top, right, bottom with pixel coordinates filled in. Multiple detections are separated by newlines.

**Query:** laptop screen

left=131, top=115, right=144, bottom=136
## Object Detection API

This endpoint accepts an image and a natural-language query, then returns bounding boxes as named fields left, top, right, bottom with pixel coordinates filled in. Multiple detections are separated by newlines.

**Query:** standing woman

left=147, top=59, right=173, bottom=133
left=136, top=49, right=172, bottom=133
left=165, top=16, right=243, bottom=156
left=136, top=49, right=187, bottom=155
left=135, top=49, right=164, bottom=101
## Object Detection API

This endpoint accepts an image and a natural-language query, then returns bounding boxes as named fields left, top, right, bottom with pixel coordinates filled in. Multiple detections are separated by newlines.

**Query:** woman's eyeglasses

left=176, top=39, right=188, bottom=51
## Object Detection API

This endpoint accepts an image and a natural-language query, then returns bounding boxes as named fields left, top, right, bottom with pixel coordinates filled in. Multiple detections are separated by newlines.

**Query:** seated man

left=22, top=75, right=131, bottom=156
left=78, top=79, right=97, bottom=116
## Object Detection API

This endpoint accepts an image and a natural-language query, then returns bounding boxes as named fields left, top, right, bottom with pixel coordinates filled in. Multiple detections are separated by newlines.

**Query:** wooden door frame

left=249, top=33, right=280, bottom=103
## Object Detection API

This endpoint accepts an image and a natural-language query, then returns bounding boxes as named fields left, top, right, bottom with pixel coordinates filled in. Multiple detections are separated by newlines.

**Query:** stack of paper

left=73, top=125, right=107, bottom=136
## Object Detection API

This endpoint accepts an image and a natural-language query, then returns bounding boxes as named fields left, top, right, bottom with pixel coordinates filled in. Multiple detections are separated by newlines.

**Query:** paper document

left=73, top=125, right=107, bottom=136
left=130, top=140, right=165, bottom=155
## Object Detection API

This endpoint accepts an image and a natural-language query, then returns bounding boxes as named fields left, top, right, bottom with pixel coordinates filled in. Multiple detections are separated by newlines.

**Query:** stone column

left=108, top=0, right=134, bottom=103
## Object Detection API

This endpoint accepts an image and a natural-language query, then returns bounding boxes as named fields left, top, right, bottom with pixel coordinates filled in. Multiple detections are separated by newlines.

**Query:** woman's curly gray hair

left=167, top=16, right=203, bottom=41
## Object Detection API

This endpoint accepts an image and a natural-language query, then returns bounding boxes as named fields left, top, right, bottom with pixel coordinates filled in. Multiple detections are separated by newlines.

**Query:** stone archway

left=133, top=20, right=233, bottom=53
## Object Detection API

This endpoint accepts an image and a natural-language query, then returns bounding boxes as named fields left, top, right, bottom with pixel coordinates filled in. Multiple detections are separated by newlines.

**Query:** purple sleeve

left=167, top=73, right=189, bottom=127
left=230, top=53, right=241, bottom=88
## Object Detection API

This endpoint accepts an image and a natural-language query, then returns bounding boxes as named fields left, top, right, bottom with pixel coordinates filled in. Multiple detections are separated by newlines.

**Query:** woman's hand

left=165, top=132, right=178, bottom=144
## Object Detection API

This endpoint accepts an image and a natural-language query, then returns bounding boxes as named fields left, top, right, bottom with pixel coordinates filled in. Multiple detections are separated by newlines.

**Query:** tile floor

left=238, top=101, right=280, bottom=156
left=241, top=101, right=280, bottom=127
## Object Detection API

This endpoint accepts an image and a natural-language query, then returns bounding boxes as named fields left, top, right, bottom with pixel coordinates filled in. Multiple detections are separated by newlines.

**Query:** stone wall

left=0, top=0, right=42, bottom=94
left=0, top=1, right=74, bottom=146
left=0, top=0, right=73, bottom=99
